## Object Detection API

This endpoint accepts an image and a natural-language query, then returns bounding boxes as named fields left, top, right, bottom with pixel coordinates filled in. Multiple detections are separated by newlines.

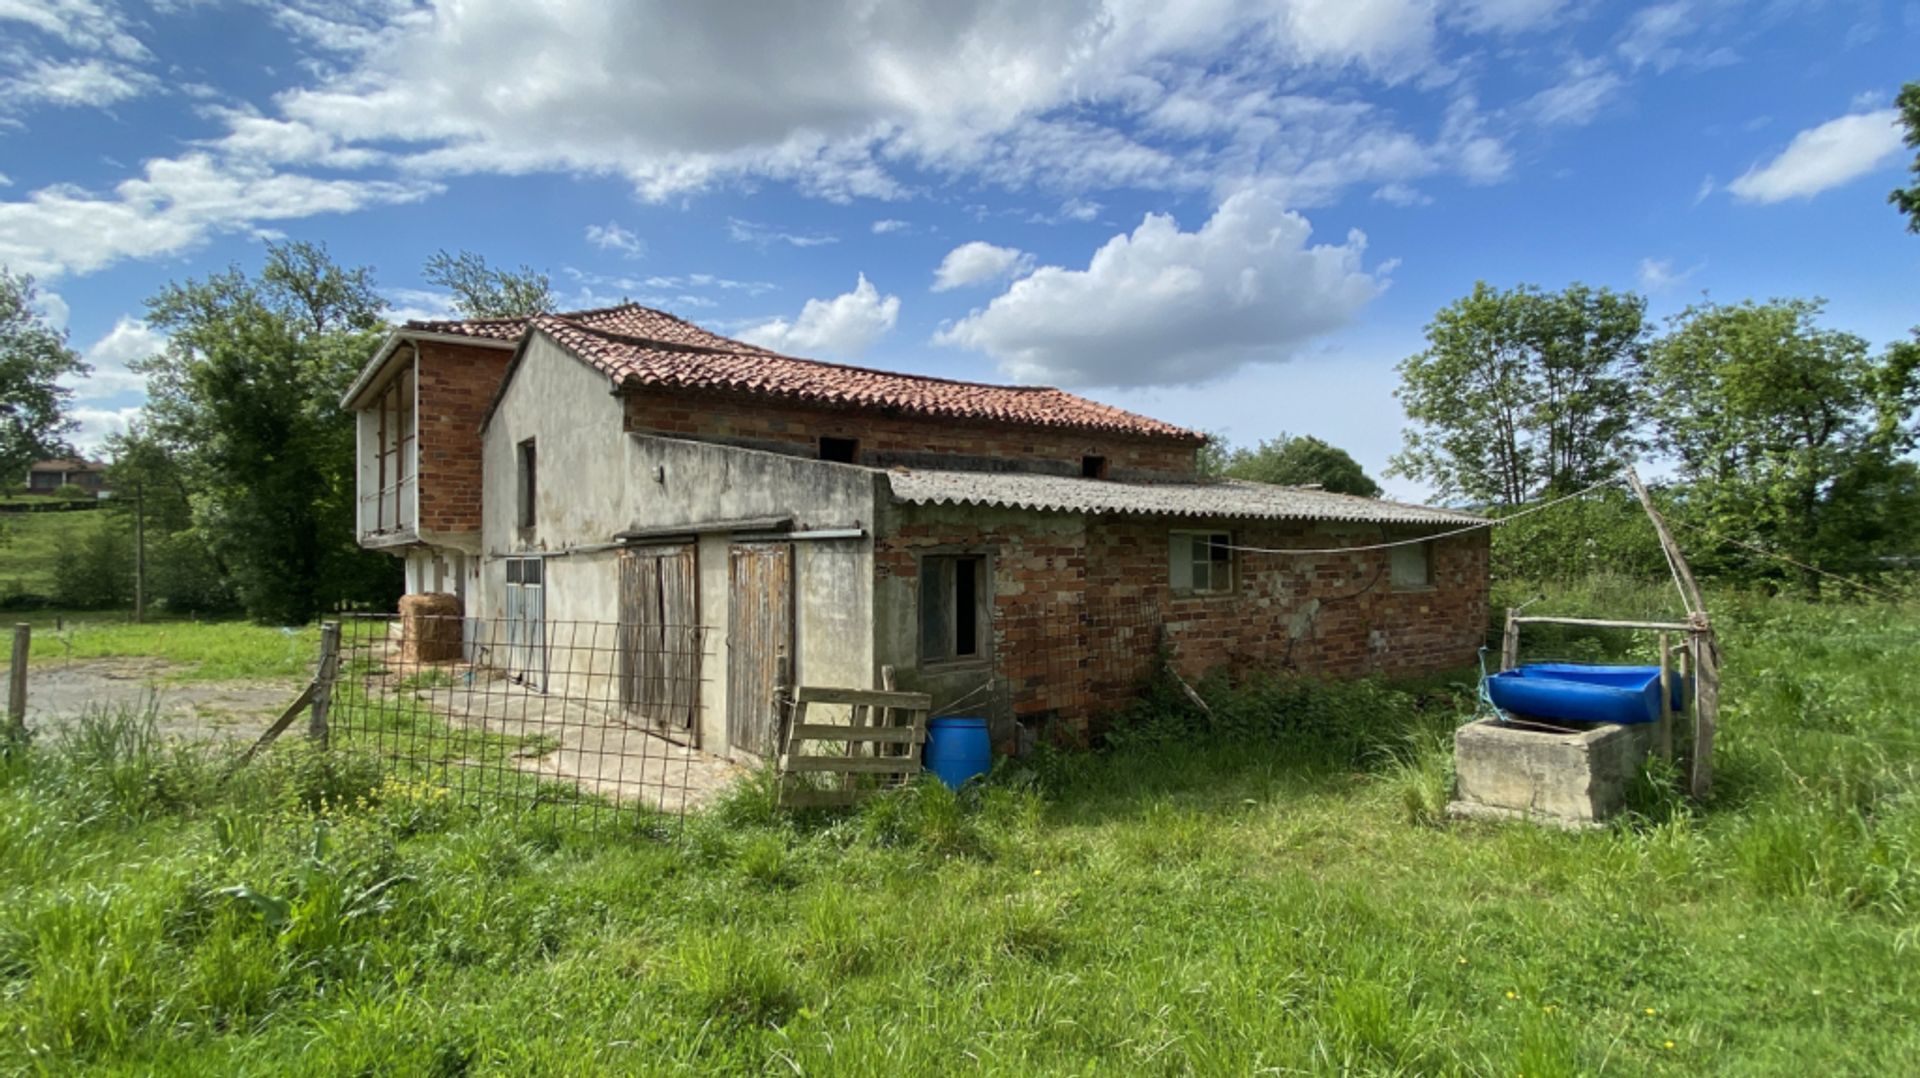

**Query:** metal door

left=504, top=556, right=546, bottom=690
left=727, top=543, right=793, bottom=757
left=620, top=545, right=700, bottom=737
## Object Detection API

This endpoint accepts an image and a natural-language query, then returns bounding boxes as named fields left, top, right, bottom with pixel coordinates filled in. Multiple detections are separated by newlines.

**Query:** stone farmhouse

left=342, top=303, right=1487, bottom=761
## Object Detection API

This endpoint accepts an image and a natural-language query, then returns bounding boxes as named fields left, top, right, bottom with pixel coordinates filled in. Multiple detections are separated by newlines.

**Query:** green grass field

left=25, top=617, right=319, bottom=681
left=2, top=580, right=1916, bottom=1074
left=0, top=510, right=103, bottom=600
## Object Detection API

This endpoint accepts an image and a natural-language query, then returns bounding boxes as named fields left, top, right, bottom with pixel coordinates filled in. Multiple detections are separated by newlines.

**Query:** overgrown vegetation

left=3, top=582, right=1917, bottom=1073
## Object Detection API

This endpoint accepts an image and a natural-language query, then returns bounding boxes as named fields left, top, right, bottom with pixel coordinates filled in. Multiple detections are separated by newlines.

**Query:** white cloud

left=1617, top=2, right=1692, bottom=71
left=871, top=218, right=910, bottom=234
left=1727, top=109, right=1903, bottom=204
left=1058, top=197, right=1102, bottom=222
left=35, top=288, right=68, bottom=329
left=935, top=188, right=1386, bottom=388
left=70, top=405, right=140, bottom=453
left=198, top=109, right=385, bottom=168
left=1451, top=0, right=1568, bottom=33
left=0, top=0, right=149, bottom=61
left=727, top=217, right=837, bottom=248
left=0, top=57, right=155, bottom=110
left=1372, top=181, right=1432, bottom=206
left=931, top=241, right=1033, bottom=292
left=737, top=274, right=899, bottom=359
left=584, top=220, right=645, bottom=257
left=1636, top=257, right=1702, bottom=293
left=255, top=0, right=1514, bottom=205
left=0, top=153, right=438, bottom=278
left=1526, top=57, right=1622, bottom=126
left=70, top=315, right=163, bottom=399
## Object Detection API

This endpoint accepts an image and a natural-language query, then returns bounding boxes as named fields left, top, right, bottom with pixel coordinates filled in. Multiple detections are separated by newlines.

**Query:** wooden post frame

left=777, top=685, right=932, bottom=808
left=1657, top=631, right=1673, bottom=762
left=1501, top=608, right=1520, bottom=671
left=1623, top=465, right=1721, bottom=799
left=307, top=621, right=341, bottom=748
left=7, top=622, right=27, bottom=738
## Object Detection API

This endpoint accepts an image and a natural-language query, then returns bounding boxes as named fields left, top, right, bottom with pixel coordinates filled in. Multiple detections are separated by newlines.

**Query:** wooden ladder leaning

left=776, top=685, right=932, bottom=808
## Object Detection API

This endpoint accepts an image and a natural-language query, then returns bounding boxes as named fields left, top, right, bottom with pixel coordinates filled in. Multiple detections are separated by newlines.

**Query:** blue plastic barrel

left=924, top=716, right=991, bottom=789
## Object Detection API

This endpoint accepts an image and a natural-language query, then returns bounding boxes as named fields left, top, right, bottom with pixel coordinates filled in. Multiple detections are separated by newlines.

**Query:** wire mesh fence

left=993, top=594, right=1167, bottom=745
left=325, top=613, right=726, bottom=830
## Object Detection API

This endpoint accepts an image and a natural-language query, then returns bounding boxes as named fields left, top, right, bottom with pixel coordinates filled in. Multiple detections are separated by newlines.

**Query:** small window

left=516, top=439, right=537, bottom=530
left=819, top=436, right=860, bottom=463
left=919, top=554, right=986, bottom=663
left=1390, top=541, right=1433, bottom=590
left=1170, top=532, right=1233, bottom=593
left=1081, top=455, right=1108, bottom=479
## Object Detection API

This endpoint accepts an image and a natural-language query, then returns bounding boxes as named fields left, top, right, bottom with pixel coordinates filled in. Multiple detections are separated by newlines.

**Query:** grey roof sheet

left=885, top=470, right=1483, bottom=526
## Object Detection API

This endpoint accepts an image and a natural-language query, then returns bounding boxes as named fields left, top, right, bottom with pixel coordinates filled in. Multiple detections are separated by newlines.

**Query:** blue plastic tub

left=924, top=716, right=991, bottom=788
left=1486, top=664, right=1688, bottom=726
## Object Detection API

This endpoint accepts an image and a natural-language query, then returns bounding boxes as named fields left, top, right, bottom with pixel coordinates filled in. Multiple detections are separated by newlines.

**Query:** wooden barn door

left=727, top=542, right=793, bottom=757
left=619, top=545, right=700, bottom=738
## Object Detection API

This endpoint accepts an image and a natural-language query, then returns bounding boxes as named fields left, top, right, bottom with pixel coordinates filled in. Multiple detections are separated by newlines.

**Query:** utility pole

left=133, top=479, right=145, bottom=624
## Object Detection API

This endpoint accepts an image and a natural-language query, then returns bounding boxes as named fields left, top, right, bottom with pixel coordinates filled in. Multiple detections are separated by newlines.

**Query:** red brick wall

left=624, top=389, right=1199, bottom=480
left=876, top=508, right=1489, bottom=737
left=415, top=341, right=514, bottom=535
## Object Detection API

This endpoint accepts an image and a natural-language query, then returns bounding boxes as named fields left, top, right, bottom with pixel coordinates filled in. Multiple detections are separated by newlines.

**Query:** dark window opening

left=920, top=554, right=986, bottom=663
left=517, top=439, right=537, bottom=530
left=1081, top=455, right=1108, bottom=479
left=819, top=436, right=860, bottom=463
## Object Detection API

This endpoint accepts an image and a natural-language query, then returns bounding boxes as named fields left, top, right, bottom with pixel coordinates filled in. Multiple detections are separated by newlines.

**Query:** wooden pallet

left=776, top=685, right=931, bottom=808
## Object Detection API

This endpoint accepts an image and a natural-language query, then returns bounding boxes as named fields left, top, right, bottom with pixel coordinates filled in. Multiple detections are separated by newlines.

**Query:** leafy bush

left=50, top=517, right=132, bottom=609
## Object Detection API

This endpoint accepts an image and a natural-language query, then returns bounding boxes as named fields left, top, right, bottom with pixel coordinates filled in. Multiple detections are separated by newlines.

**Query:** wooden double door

left=619, top=541, right=794, bottom=758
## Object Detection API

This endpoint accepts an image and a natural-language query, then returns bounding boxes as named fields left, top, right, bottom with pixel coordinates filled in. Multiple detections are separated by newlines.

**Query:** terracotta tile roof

left=409, top=303, right=1201, bottom=442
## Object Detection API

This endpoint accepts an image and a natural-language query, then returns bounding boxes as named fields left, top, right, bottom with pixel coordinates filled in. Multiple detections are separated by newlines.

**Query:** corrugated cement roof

left=885, top=470, right=1483, bottom=527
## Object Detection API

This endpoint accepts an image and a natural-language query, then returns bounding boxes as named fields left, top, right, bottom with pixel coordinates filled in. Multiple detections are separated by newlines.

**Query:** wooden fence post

left=1690, top=624, right=1719, bottom=799
left=774, top=647, right=792, bottom=747
left=1651, top=626, right=1666, bottom=760
left=7, top=622, right=27, bottom=738
left=1500, top=608, right=1520, bottom=671
left=308, top=621, right=341, bottom=748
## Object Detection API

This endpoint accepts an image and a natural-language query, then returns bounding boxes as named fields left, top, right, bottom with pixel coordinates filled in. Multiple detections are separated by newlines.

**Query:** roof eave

left=338, top=328, right=517, bottom=410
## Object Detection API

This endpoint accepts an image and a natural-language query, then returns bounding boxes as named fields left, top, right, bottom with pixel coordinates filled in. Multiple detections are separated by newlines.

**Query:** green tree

left=423, top=250, right=555, bottom=319
left=0, top=269, right=88, bottom=482
left=104, top=425, right=237, bottom=614
left=1220, top=434, right=1382, bottom=497
left=1891, top=80, right=1920, bottom=233
left=1645, top=300, right=1920, bottom=589
left=1391, top=282, right=1646, bottom=506
left=136, top=241, right=400, bottom=623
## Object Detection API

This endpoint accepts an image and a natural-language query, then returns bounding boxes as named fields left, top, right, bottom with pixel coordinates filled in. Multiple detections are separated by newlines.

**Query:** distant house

left=26, top=458, right=108, bottom=495
left=342, top=303, right=1488, bottom=761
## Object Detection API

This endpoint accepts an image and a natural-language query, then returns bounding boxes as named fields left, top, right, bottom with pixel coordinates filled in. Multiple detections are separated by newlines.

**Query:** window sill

left=919, top=655, right=990, bottom=672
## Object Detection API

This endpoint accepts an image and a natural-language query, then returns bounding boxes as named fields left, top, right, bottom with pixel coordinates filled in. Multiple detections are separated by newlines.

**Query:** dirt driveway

left=10, top=658, right=304, bottom=743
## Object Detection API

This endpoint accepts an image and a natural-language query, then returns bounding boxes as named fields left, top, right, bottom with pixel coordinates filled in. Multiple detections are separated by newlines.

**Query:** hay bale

left=399, top=592, right=463, bottom=663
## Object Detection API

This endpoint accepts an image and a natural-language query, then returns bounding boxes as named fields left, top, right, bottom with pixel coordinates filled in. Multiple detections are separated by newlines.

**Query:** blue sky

left=2, top=1, right=1916, bottom=498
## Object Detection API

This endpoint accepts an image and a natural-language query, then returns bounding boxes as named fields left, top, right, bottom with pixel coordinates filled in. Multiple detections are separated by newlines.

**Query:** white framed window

left=1390, top=541, right=1433, bottom=590
left=1170, top=531, right=1233, bottom=594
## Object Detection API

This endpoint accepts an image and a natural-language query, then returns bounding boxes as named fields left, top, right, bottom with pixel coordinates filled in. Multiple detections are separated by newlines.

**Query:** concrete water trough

left=1447, top=716, right=1657, bottom=829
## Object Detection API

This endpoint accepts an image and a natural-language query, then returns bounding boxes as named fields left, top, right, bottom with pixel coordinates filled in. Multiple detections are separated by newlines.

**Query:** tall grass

left=0, top=582, right=1917, bottom=1072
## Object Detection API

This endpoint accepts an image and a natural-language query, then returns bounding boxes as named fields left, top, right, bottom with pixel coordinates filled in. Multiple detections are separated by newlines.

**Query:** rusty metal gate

left=726, top=542, right=792, bottom=757
left=619, top=544, right=701, bottom=738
